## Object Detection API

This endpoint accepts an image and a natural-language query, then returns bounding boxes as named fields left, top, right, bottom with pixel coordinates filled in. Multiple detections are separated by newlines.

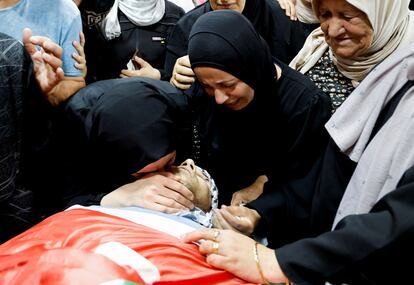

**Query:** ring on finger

left=213, top=230, right=221, bottom=242
left=212, top=241, right=220, bottom=254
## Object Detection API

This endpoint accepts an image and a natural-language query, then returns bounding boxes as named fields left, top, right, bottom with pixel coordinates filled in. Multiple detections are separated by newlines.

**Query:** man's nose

left=180, top=159, right=196, bottom=172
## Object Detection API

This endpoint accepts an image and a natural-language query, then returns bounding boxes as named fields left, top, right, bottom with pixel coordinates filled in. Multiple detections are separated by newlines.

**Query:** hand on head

left=170, top=55, right=195, bottom=90
left=23, top=28, right=64, bottom=98
left=101, top=171, right=195, bottom=213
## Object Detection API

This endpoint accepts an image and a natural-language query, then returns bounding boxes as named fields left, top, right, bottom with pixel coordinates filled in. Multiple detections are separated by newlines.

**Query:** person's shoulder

left=263, top=0, right=298, bottom=25
left=165, top=0, right=186, bottom=19
left=278, top=59, right=323, bottom=93
left=262, top=0, right=284, bottom=15
left=45, top=0, right=80, bottom=17
left=177, top=2, right=210, bottom=25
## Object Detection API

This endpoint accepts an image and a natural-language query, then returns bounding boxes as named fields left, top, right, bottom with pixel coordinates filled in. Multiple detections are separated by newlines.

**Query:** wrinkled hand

left=72, top=31, right=87, bottom=78
left=170, top=55, right=195, bottom=90
left=212, top=205, right=260, bottom=236
left=182, top=229, right=284, bottom=283
left=231, top=175, right=267, bottom=206
left=120, top=56, right=161, bottom=80
left=23, top=28, right=64, bottom=96
left=101, top=172, right=194, bottom=213
left=277, top=0, right=297, bottom=20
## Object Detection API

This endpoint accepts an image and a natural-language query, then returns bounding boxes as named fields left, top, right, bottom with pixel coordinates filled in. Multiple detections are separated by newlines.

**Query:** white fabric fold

left=100, top=0, right=165, bottom=40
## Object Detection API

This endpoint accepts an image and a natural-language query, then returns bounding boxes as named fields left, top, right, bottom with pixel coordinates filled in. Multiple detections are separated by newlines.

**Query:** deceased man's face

left=168, top=159, right=212, bottom=212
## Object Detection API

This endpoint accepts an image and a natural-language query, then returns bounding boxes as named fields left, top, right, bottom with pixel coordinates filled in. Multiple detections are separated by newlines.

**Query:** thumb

left=230, top=196, right=242, bottom=206
left=134, top=56, right=151, bottom=68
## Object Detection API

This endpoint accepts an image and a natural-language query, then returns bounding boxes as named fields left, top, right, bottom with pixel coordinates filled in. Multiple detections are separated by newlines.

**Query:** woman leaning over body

left=185, top=4, right=414, bottom=285
left=183, top=9, right=331, bottom=206
left=290, top=0, right=414, bottom=112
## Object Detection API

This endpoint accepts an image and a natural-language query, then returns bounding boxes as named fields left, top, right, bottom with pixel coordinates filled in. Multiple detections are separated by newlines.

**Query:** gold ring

left=213, top=230, right=221, bottom=242
left=212, top=241, right=220, bottom=254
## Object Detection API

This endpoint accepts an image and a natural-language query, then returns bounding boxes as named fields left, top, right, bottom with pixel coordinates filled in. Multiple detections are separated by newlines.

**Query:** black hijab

left=188, top=10, right=280, bottom=202
left=188, top=10, right=276, bottom=96
left=83, top=78, right=191, bottom=190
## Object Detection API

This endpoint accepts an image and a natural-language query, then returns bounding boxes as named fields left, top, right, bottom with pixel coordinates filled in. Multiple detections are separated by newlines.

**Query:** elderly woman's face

left=318, top=0, right=373, bottom=58
left=194, top=67, right=254, bottom=111
left=209, top=0, right=246, bottom=13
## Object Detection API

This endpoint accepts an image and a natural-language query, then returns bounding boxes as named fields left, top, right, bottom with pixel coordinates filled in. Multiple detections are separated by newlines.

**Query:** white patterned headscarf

left=100, top=0, right=165, bottom=40
left=290, top=0, right=414, bottom=83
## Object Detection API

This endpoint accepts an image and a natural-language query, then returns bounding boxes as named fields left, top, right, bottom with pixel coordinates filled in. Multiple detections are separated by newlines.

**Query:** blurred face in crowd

left=168, top=159, right=212, bottom=212
left=209, top=0, right=246, bottom=13
left=194, top=67, right=254, bottom=111
left=317, top=0, right=373, bottom=58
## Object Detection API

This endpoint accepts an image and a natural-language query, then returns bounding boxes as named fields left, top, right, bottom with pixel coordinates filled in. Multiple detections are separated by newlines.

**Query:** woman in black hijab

left=164, top=0, right=307, bottom=89
left=187, top=10, right=331, bottom=206
left=184, top=9, right=414, bottom=285
left=64, top=77, right=194, bottom=212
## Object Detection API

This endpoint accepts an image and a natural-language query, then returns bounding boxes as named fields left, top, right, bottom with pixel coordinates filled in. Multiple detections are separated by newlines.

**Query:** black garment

left=0, top=33, right=34, bottom=241
left=0, top=34, right=62, bottom=240
left=78, top=0, right=114, bottom=83
left=80, top=0, right=184, bottom=83
left=249, top=77, right=414, bottom=284
left=188, top=11, right=331, bottom=204
left=278, top=162, right=414, bottom=285
left=164, top=0, right=306, bottom=80
left=64, top=77, right=192, bottom=205
left=410, top=0, right=414, bottom=10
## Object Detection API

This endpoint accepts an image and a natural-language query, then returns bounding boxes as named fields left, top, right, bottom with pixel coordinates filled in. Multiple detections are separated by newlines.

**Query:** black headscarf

left=188, top=10, right=276, bottom=95
left=84, top=78, right=191, bottom=189
left=188, top=10, right=280, bottom=203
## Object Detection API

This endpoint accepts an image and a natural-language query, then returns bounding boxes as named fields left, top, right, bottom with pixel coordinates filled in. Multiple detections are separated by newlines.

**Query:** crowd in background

left=1, top=0, right=414, bottom=284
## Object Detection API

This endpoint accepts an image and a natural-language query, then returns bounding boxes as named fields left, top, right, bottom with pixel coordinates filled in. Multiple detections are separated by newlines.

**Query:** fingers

left=278, top=0, right=287, bottom=9
left=150, top=195, right=190, bottom=213
left=177, top=55, right=191, bottom=67
left=199, top=239, right=221, bottom=255
left=141, top=175, right=194, bottom=210
left=230, top=193, right=246, bottom=206
left=278, top=0, right=297, bottom=20
left=219, top=207, right=247, bottom=229
left=170, top=55, right=195, bottom=90
left=163, top=176, right=195, bottom=202
left=22, top=28, right=36, bottom=55
left=32, top=37, right=63, bottom=60
left=212, top=209, right=239, bottom=231
left=170, top=76, right=193, bottom=90
left=79, top=31, right=85, bottom=47
left=182, top=228, right=220, bottom=243
left=287, top=0, right=297, bottom=20
left=133, top=56, right=150, bottom=68
left=120, top=69, right=138, bottom=77
left=40, top=52, right=63, bottom=74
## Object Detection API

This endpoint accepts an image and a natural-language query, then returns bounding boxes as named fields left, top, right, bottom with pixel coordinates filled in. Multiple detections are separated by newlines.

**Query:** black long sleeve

left=277, top=164, right=414, bottom=285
